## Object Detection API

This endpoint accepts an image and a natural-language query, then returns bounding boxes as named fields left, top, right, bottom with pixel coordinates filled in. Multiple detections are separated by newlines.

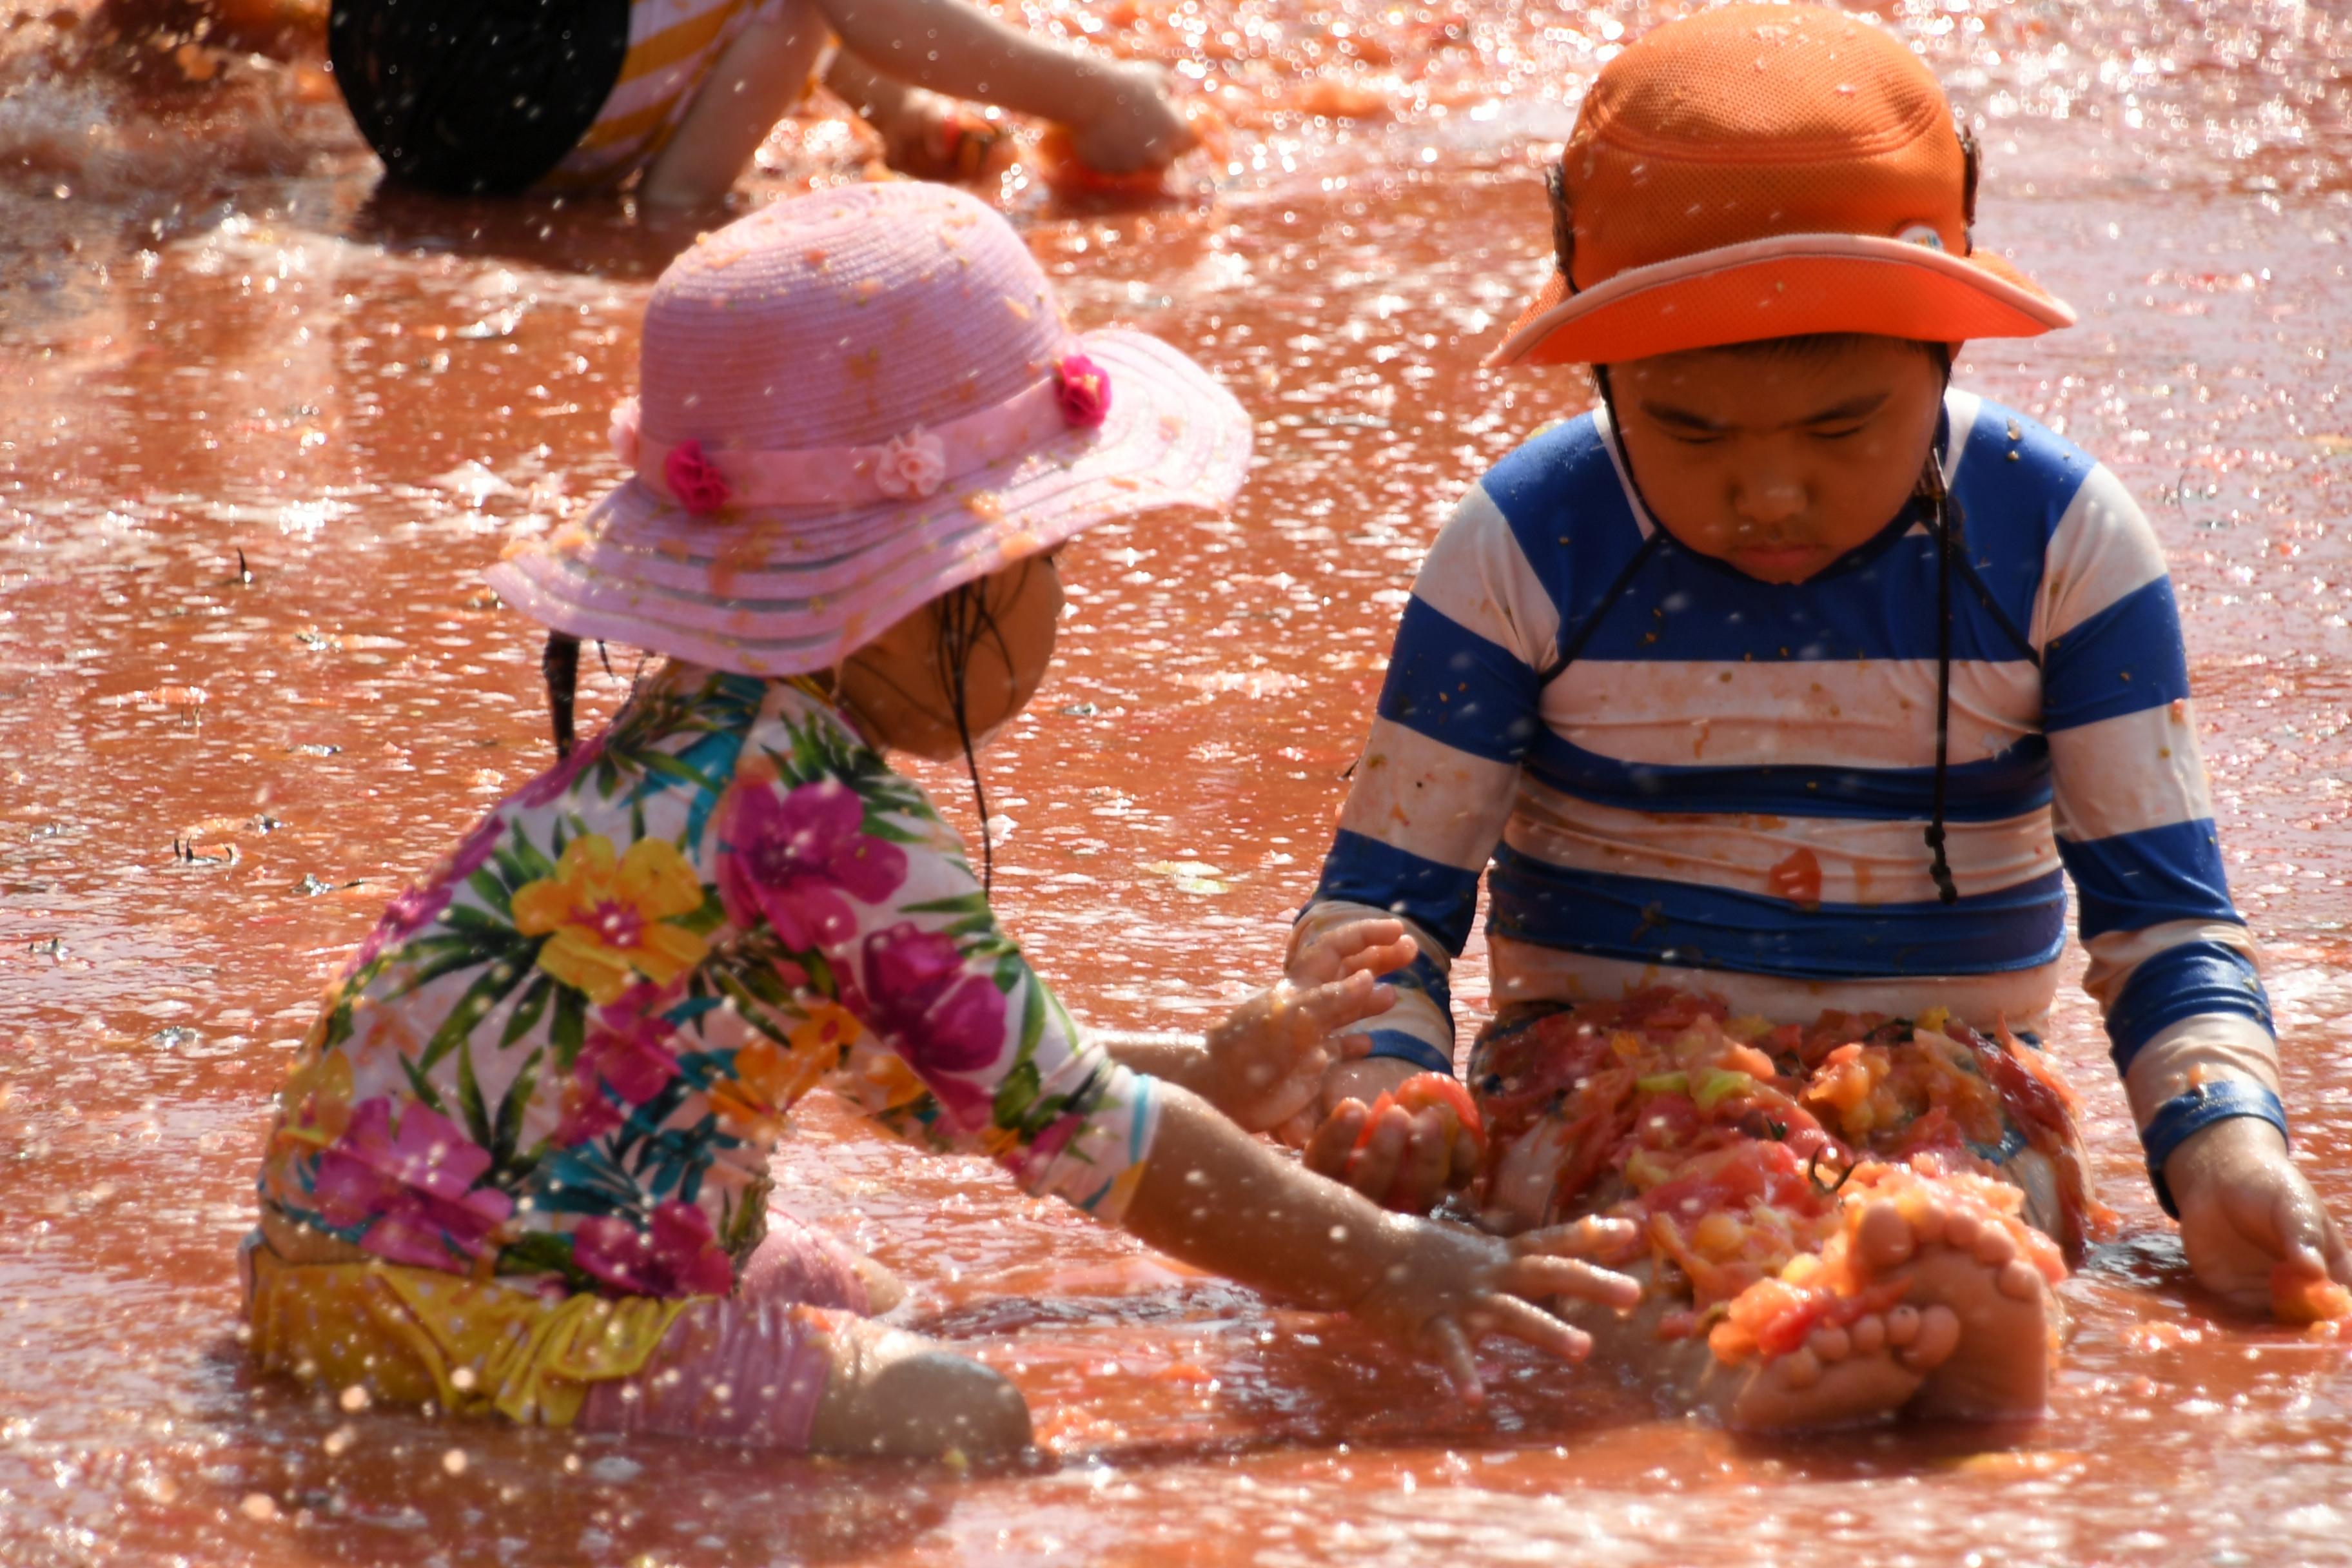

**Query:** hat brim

left=484, top=329, right=1251, bottom=676
left=1486, top=233, right=2074, bottom=367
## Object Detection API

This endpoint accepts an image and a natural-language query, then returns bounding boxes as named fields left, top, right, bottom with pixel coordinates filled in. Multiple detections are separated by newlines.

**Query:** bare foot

left=1720, top=1297, right=1962, bottom=1431
left=1854, top=1197, right=2052, bottom=1420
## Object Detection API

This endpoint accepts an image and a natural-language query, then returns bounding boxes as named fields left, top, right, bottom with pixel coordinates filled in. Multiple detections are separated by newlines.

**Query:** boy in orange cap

left=1271, top=4, right=2352, bottom=1428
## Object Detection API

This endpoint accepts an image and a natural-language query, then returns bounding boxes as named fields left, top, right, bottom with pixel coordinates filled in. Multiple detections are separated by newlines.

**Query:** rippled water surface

left=5, top=1, right=2352, bottom=1562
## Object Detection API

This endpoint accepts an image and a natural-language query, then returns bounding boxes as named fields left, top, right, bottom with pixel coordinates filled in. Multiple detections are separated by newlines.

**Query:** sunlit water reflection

left=4, top=0, right=2351, bottom=1562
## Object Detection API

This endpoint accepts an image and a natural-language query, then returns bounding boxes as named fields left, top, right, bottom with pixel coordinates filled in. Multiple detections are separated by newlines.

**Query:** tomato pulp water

left=5, top=1, right=2352, bottom=1562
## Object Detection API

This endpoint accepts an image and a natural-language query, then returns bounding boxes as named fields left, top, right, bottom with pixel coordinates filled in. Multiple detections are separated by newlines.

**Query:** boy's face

left=1607, top=337, right=1946, bottom=584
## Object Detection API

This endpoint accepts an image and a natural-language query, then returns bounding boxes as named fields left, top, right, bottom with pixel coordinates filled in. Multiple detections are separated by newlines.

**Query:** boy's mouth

left=1729, top=542, right=1832, bottom=581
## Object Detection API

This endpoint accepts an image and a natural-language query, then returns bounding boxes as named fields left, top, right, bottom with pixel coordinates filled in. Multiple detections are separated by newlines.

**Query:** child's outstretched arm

left=2045, top=466, right=2352, bottom=1313
left=641, top=0, right=1187, bottom=206
left=815, top=0, right=1190, bottom=172
left=1122, top=1085, right=1639, bottom=1396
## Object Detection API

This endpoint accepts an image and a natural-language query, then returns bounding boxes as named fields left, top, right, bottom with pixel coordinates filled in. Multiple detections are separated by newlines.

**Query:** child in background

left=244, top=182, right=1640, bottom=1458
left=326, top=0, right=1190, bottom=204
left=1275, top=5, right=2352, bottom=1429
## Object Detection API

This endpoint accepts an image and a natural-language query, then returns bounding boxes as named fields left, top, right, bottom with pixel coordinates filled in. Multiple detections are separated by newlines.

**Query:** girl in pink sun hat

left=242, top=182, right=1641, bottom=1458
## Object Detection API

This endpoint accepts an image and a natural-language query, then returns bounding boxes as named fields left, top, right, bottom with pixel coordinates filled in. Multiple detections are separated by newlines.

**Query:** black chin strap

left=1919, top=449, right=1963, bottom=906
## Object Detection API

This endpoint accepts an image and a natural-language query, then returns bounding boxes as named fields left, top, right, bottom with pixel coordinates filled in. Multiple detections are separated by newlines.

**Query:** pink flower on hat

left=608, top=397, right=642, bottom=467
left=664, top=440, right=732, bottom=514
left=1055, top=353, right=1112, bottom=429
left=874, top=429, right=948, bottom=500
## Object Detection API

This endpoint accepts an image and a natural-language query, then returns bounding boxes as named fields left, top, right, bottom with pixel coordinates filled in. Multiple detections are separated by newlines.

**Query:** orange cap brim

left=1485, top=233, right=2074, bottom=367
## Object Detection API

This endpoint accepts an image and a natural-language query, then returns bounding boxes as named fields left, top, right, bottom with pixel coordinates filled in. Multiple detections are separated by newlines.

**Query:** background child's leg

left=738, top=1198, right=904, bottom=1315
left=577, top=1299, right=1030, bottom=1456
left=640, top=0, right=831, bottom=208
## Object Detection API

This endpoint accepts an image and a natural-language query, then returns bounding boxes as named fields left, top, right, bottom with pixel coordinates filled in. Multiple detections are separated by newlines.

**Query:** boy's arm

left=2043, top=465, right=2349, bottom=1309
left=1289, top=481, right=1558, bottom=1204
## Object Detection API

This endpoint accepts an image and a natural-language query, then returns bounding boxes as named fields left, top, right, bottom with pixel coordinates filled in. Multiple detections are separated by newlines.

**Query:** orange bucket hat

left=1488, top=3, right=2073, bottom=367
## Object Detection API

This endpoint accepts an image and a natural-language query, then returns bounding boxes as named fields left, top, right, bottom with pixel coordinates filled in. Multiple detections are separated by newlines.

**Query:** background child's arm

left=2044, top=464, right=2352, bottom=1312
left=1119, top=1084, right=1640, bottom=1396
left=813, top=0, right=1190, bottom=171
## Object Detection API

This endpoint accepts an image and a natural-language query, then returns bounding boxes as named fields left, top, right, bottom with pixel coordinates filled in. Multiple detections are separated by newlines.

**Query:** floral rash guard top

left=258, top=665, right=1158, bottom=1298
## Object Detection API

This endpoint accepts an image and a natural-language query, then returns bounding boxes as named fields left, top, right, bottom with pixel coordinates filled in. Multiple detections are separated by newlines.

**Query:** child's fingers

left=1342, top=1104, right=1413, bottom=1204
left=1295, top=920, right=1416, bottom=984
left=1338, top=933, right=1419, bottom=979
left=1511, top=1216, right=1640, bottom=1260
left=1421, top=1315, right=1486, bottom=1404
left=1400, top=1111, right=1451, bottom=1204
left=1467, top=1291, right=1593, bottom=1364
left=1295, top=971, right=1398, bottom=1034
left=1302, top=1100, right=1370, bottom=1180
left=2270, top=1182, right=2337, bottom=1275
left=1496, top=1253, right=1643, bottom=1312
left=1331, top=1032, right=1375, bottom=1063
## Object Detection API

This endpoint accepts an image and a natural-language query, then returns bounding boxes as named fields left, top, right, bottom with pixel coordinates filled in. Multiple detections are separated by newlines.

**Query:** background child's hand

left=1066, top=63, right=1194, bottom=173
left=1344, top=1215, right=1643, bottom=1402
left=2164, top=1115, right=2352, bottom=1316
left=1202, top=918, right=1417, bottom=1132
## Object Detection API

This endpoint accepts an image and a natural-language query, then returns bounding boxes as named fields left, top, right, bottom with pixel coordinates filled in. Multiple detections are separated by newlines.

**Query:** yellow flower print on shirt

left=510, top=835, right=710, bottom=1004
left=712, top=1003, right=863, bottom=1142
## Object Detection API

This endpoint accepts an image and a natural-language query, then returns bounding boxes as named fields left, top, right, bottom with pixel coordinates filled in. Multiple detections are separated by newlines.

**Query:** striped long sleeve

left=1295, top=391, right=2273, bottom=1093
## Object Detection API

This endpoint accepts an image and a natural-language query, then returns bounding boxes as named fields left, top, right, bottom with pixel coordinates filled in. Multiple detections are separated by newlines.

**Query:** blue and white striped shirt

left=1300, top=390, right=2272, bottom=1086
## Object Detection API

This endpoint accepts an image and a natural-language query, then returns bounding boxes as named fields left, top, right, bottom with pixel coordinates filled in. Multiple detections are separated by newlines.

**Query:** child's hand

left=1294, top=1057, right=1483, bottom=1215
left=1066, top=63, right=1195, bottom=173
left=2165, top=1115, right=2352, bottom=1315
left=1202, top=918, right=1418, bottom=1133
left=1346, top=1214, right=1643, bottom=1401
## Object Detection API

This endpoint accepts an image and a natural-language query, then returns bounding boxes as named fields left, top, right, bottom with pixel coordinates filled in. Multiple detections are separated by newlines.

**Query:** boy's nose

left=1731, top=475, right=1807, bottom=529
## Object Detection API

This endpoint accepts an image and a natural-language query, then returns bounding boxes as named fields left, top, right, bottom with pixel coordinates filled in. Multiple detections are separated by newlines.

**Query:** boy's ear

left=1545, top=162, right=1576, bottom=284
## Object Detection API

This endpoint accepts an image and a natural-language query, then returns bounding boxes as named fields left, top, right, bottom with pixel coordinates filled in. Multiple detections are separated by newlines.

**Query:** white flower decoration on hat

left=609, top=397, right=642, bottom=467
left=873, top=429, right=948, bottom=500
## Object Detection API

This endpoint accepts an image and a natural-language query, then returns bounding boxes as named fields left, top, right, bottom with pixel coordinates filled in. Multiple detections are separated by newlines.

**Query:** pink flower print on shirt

left=512, top=730, right=607, bottom=811
left=1054, top=353, right=1112, bottom=429
left=872, top=429, right=948, bottom=500
left=663, top=440, right=732, bottom=514
left=311, top=1097, right=514, bottom=1269
left=714, top=778, right=907, bottom=951
left=570, top=1200, right=737, bottom=1298
left=850, top=922, right=1006, bottom=1124
left=554, top=985, right=685, bottom=1146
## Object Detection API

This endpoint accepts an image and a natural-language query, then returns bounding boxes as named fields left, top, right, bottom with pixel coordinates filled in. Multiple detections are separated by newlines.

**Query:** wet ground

left=5, top=0, right=2352, bottom=1562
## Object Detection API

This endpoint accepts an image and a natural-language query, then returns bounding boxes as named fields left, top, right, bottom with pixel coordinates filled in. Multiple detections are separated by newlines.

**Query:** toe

left=1808, top=1323, right=1854, bottom=1364
left=1942, top=1210, right=1980, bottom=1251
left=1901, top=1304, right=1962, bottom=1372
left=1775, top=1347, right=1823, bottom=1390
left=1848, top=1313, right=1887, bottom=1355
left=1972, top=1225, right=2016, bottom=1268
left=1997, top=1259, right=2044, bottom=1302
left=1909, top=1202, right=1946, bottom=1248
left=1856, top=1200, right=1917, bottom=1273
left=1885, top=1304, right=1921, bottom=1347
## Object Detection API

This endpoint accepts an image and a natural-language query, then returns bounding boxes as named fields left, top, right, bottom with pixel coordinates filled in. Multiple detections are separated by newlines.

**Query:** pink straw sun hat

left=486, top=182, right=1253, bottom=676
